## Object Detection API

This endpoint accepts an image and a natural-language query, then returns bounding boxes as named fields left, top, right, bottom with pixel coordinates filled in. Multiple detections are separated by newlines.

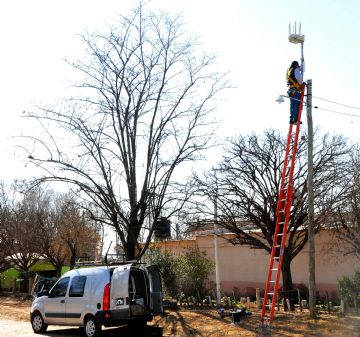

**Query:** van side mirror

left=37, top=290, right=50, bottom=298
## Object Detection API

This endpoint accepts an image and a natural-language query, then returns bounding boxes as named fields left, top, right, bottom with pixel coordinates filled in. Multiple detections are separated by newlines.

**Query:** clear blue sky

left=0, top=0, right=359, bottom=181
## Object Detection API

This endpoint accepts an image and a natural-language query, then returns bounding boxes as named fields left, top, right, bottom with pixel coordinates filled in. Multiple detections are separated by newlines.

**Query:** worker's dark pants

left=288, top=89, right=301, bottom=122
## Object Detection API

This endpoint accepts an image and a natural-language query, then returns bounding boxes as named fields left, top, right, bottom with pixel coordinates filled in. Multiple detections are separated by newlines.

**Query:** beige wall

left=156, top=230, right=359, bottom=299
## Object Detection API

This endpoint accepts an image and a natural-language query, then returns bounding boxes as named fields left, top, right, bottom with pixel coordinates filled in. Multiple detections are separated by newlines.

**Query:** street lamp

left=275, top=95, right=286, bottom=104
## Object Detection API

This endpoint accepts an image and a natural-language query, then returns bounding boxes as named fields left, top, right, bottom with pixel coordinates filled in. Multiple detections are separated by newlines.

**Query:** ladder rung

left=277, top=233, right=283, bottom=236
left=273, top=256, right=280, bottom=259
left=269, top=280, right=276, bottom=282
left=271, top=268, right=278, bottom=271
left=267, top=292, right=274, bottom=295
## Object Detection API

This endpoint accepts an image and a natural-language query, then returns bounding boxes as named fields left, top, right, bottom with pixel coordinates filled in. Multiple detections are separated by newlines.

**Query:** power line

left=312, top=105, right=360, bottom=118
left=280, top=94, right=360, bottom=119
left=312, top=96, right=360, bottom=110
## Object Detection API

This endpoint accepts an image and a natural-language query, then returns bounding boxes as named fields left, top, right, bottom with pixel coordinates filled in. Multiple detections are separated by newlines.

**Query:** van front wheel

left=31, top=312, right=48, bottom=333
left=84, top=316, right=101, bottom=337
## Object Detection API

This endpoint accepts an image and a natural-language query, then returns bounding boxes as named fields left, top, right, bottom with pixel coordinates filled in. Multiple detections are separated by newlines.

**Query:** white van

left=30, top=263, right=163, bottom=337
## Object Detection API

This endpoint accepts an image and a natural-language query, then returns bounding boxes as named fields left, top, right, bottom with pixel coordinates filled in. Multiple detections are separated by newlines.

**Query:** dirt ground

left=1, top=295, right=360, bottom=337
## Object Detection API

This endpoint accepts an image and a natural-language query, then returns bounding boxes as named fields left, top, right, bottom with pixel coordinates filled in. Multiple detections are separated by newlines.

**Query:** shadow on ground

left=41, top=324, right=160, bottom=337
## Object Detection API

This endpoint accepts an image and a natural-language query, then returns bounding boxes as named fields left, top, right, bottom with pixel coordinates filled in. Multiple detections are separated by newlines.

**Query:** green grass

left=0, top=268, right=20, bottom=289
left=0, top=263, right=70, bottom=290
left=30, top=262, right=56, bottom=272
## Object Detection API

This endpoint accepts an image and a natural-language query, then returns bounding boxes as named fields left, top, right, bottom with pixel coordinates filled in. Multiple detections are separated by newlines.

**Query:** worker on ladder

left=286, top=60, right=304, bottom=124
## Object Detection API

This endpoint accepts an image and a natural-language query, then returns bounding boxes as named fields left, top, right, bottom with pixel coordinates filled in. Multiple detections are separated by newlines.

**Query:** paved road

left=0, top=319, right=140, bottom=337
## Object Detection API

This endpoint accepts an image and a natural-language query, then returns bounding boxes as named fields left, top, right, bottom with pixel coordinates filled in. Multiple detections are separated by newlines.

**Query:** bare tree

left=330, top=147, right=360, bottom=259
left=0, top=182, right=12, bottom=273
left=22, top=3, right=229, bottom=260
left=192, top=129, right=352, bottom=305
left=55, top=195, right=100, bottom=269
left=0, top=184, right=45, bottom=290
left=36, top=192, right=101, bottom=275
left=0, top=181, right=10, bottom=272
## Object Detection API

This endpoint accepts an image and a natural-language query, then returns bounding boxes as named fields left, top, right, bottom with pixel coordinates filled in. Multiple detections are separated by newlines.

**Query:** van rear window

left=69, top=276, right=87, bottom=297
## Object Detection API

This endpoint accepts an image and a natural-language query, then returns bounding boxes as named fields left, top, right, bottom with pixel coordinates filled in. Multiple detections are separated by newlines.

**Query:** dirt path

left=0, top=296, right=359, bottom=337
left=0, top=319, right=137, bottom=337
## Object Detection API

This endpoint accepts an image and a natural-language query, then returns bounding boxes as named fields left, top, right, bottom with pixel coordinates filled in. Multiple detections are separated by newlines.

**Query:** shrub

left=175, top=247, right=215, bottom=301
left=146, top=247, right=178, bottom=298
left=338, top=270, right=360, bottom=309
left=146, top=246, right=214, bottom=301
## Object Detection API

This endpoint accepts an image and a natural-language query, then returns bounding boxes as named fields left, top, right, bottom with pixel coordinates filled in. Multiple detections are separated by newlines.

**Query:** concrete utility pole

left=306, top=79, right=316, bottom=318
left=214, top=195, right=221, bottom=306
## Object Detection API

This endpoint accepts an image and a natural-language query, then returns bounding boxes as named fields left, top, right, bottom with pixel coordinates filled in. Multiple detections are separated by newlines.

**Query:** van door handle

left=61, top=300, right=65, bottom=303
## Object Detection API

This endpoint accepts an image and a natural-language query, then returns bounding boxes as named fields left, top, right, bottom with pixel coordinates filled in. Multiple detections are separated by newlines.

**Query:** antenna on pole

left=289, top=21, right=305, bottom=73
left=288, top=22, right=305, bottom=44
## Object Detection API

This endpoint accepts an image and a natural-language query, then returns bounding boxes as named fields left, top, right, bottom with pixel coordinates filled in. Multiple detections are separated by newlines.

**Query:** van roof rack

left=74, top=241, right=145, bottom=268
left=74, top=256, right=144, bottom=268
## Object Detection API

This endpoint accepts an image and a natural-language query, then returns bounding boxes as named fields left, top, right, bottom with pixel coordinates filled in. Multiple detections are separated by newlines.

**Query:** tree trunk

left=125, top=240, right=136, bottom=261
left=56, top=265, right=62, bottom=278
left=282, top=251, right=295, bottom=311
left=70, top=253, right=76, bottom=270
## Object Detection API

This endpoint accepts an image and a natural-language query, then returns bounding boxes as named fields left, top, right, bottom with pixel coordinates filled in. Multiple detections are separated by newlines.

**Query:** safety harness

left=286, top=67, right=301, bottom=96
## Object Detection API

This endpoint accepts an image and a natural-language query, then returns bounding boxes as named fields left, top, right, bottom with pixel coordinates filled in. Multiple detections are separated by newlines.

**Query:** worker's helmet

left=291, top=61, right=299, bottom=68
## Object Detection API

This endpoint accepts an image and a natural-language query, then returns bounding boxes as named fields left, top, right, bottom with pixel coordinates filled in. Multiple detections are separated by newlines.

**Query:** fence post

left=340, top=299, right=345, bottom=314
left=326, top=291, right=331, bottom=314
left=256, top=288, right=261, bottom=309
left=297, top=288, right=302, bottom=312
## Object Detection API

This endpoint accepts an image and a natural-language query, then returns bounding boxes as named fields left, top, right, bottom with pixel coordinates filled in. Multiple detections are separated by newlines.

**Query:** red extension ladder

left=260, top=83, right=306, bottom=325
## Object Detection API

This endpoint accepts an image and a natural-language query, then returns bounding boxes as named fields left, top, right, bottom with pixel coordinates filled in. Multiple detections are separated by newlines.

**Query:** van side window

left=50, top=277, right=70, bottom=297
left=69, top=276, right=87, bottom=297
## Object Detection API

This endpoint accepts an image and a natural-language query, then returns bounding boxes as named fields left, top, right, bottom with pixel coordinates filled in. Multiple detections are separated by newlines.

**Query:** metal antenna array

left=289, top=21, right=305, bottom=74
left=288, top=22, right=305, bottom=44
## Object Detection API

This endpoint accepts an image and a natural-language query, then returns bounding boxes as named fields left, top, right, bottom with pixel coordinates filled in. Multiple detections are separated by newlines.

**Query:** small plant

left=338, top=270, right=360, bottom=311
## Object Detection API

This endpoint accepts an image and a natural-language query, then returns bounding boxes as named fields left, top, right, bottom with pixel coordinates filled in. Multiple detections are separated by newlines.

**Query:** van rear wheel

left=84, top=316, right=101, bottom=337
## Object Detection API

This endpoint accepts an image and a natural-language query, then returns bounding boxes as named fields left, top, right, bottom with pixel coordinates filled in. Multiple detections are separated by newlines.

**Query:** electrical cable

left=312, top=96, right=360, bottom=110
left=311, top=105, right=360, bottom=118
left=281, top=94, right=360, bottom=119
